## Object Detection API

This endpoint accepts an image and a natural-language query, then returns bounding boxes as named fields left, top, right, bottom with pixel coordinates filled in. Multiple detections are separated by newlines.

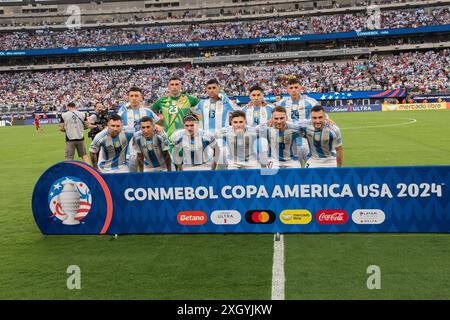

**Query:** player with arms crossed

left=287, top=106, right=343, bottom=168
left=89, top=114, right=134, bottom=173
left=171, top=114, right=220, bottom=171
left=130, top=116, right=171, bottom=172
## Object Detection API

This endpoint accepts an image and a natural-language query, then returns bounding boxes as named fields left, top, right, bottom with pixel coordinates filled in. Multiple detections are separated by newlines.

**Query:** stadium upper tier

left=0, top=0, right=440, bottom=25
left=0, top=6, right=448, bottom=51
left=0, top=49, right=447, bottom=112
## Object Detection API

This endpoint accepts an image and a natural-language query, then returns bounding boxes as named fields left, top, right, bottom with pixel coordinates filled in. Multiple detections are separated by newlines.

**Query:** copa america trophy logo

left=48, top=176, right=92, bottom=225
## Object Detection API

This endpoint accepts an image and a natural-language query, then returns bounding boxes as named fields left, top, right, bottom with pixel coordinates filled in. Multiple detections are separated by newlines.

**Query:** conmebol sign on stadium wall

left=1, top=24, right=449, bottom=57
left=32, top=162, right=450, bottom=235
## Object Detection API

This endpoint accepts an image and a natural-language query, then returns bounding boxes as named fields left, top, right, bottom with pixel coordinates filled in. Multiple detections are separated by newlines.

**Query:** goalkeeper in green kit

left=152, top=76, right=200, bottom=149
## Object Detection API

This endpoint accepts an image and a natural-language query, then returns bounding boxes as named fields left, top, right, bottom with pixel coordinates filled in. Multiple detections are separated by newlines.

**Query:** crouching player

left=258, top=106, right=303, bottom=169
left=288, top=106, right=343, bottom=168
left=89, top=114, right=134, bottom=173
left=171, top=114, right=220, bottom=171
left=217, top=110, right=262, bottom=170
left=130, top=116, right=171, bottom=172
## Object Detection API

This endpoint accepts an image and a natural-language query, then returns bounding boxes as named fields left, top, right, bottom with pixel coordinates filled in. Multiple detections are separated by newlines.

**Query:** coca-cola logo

left=316, top=210, right=348, bottom=225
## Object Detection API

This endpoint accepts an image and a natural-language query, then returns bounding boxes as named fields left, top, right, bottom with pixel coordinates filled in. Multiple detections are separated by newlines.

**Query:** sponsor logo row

left=177, top=209, right=385, bottom=226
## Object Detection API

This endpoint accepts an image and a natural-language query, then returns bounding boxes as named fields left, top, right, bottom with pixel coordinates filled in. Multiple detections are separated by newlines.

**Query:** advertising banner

left=32, top=162, right=450, bottom=235
left=324, top=105, right=382, bottom=113
left=382, top=103, right=447, bottom=111
left=1, top=24, right=449, bottom=57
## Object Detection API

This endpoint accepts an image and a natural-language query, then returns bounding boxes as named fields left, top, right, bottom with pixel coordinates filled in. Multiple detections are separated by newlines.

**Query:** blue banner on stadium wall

left=324, top=104, right=382, bottom=113
left=235, top=89, right=406, bottom=104
left=32, top=162, right=450, bottom=235
left=2, top=24, right=449, bottom=57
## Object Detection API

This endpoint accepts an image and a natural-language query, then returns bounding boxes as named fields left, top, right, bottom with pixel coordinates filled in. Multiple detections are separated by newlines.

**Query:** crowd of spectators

left=0, top=49, right=447, bottom=113
left=0, top=7, right=448, bottom=50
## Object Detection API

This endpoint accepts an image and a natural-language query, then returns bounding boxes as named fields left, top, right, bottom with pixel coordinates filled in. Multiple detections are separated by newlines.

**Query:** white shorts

left=100, top=167, right=130, bottom=174
left=182, top=164, right=212, bottom=171
left=143, top=166, right=166, bottom=173
left=299, top=138, right=309, bottom=163
left=305, top=157, right=337, bottom=168
left=227, top=160, right=260, bottom=170
left=268, top=159, right=301, bottom=169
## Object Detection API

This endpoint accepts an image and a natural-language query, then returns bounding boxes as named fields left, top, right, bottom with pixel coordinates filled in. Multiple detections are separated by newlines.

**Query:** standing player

left=34, top=114, right=43, bottom=132
left=288, top=106, right=343, bottom=168
left=171, top=114, right=220, bottom=171
left=195, top=79, right=240, bottom=132
left=130, top=116, right=171, bottom=172
left=89, top=114, right=135, bottom=173
left=194, top=79, right=241, bottom=168
left=259, top=106, right=303, bottom=169
left=152, top=77, right=200, bottom=144
left=217, top=110, right=262, bottom=170
left=277, top=78, right=320, bottom=166
left=241, top=85, right=274, bottom=127
left=117, top=86, right=160, bottom=131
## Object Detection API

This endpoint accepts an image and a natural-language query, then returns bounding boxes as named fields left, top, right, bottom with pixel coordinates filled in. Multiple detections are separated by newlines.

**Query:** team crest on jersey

left=314, top=133, right=321, bottom=142
left=48, top=177, right=92, bottom=225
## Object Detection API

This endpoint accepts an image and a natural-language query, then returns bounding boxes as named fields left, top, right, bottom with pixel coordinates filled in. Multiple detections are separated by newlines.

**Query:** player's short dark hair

left=169, top=76, right=181, bottom=83
left=139, top=116, right=154, bottom=124
left=128, top=86, right=142, bottom=94
left=206, top=79, right=220, bottom=86
left=183, top=113, right=199, bottom=123
left=67, top=102, right=76, bottom=108
left=230, top=110, right=246, bottom=120
left=287, top=78, right=301, bottom=86
left=249, top=85, right=264, bottom=94
left=108, top=114, right=122, bottom=122
left=311, top=105, right=325, bottom=113
left=272, top=106, right=287, bottom=114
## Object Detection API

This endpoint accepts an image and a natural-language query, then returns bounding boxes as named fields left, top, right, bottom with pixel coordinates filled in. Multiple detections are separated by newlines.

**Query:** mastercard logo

left=245, top=210, right=276, bottom=224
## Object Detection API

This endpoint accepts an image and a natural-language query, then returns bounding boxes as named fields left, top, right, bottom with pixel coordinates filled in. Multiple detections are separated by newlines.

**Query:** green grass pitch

left=0, top=110, right=449, bottom=299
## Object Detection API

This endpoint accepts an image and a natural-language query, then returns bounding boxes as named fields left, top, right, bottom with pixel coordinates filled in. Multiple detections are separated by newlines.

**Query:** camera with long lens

left=88, top=108, right=108, bottom=139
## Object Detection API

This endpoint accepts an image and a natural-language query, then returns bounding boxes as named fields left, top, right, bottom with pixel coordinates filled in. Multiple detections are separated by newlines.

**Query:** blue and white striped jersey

left=131, top=131, right=169, bottom=169
left=287, top=120, right=343, bottom=159
left=241, top=104, right=274, bottom=127
left=117, top=104, right=159, bottom=131
left=89, top=126, right=135, bottom=171
left=171, top=129, right=218, bottom=167
left=277, top=95, right=319, bottom=121
left=258, top=126, right=302, bottom=162
left=217, top=126, right=261, bottom=163
left=195, top=93, right=240, bottom=132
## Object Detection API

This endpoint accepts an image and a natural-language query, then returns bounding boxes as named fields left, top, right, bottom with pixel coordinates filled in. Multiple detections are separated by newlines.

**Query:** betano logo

left=245, top=210, right=276, bottom=224
left=177, top=211, right=207, bottom=226
left=210, top=210, right=241, bottom=225
left=316, top=209, right=348, bottom=225
left=280, top=210, right=312, bottom=225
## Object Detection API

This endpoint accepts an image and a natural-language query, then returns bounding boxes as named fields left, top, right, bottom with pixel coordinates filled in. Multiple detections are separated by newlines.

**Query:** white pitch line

left=341, top=118, right=417, bottom=130
left=271, top=233, right=285, bottom=300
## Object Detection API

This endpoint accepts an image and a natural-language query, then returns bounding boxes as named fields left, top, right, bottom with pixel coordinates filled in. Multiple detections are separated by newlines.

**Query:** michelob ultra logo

left=210, top=210, right=241, bottom=225
left=279, top=210, right=312, bottom=225
left=245, top=210, right=276, bottom=224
